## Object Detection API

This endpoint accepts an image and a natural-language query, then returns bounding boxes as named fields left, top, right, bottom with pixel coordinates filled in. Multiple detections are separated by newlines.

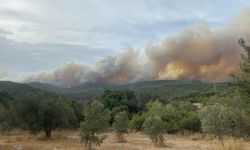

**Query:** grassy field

left=0, top=130, right=250, bottom=150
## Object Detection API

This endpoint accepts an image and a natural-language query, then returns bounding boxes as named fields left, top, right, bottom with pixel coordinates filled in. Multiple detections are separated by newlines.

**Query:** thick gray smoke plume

left=23, top=9, right=250, bottom=88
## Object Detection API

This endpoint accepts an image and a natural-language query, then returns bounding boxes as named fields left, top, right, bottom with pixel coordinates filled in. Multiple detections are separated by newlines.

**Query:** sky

left=0, top=0, right=250, bottom=82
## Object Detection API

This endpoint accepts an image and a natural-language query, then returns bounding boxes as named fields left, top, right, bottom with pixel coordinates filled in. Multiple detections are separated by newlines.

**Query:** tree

left=177, top=101, right=201, bottom=132
left=80, top=101, right=110, bottom=150
left=101, top=89, right=122, bottom=110
left=101, top=89, right=139, bottom=113
left=110, top=105, right=128, bottom=125
left=205, top=94, right=250, bottom=137
left=228, top=39, right=250, bottom=137
left=179, top=112, right=201, bottom=132
left=231, top=39, right=250, bottom=104
left=40, top=100, right=75, bottom=138
left=145, top=100, right=165, bottom=118
left=142, top=100, right=201, bottom=133
left=13, top=93, right=75, bottom=138
left=129, top=114, right=145, bottom=131
left=0, top=92, right=16, bottom=132
left=67, top=100, right=84, bottom=128
left=143, top=116, right=165, bottom=147
left=0, top=91, right=14, bottom=107
left=199, top=103, right=233, bottom=146
left=238, top=38, right=250, bottom=74
left=0, top=103, right=16, bottom=132
left=162, top=103, right=181, bottom=133
left=113, top=111, right=129, bottom=142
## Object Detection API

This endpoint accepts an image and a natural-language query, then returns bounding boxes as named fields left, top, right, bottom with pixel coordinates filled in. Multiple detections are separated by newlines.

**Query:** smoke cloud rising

left=23, top=9, right=250, bottom=88
left=0, top=70, right=8, bottom=79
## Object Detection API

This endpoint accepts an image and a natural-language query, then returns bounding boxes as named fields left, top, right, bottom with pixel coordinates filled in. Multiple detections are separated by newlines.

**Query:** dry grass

left=0, top=130, right=250, bottom=150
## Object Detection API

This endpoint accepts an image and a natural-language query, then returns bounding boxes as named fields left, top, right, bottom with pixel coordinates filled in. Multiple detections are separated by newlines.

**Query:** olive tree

left=143, top=116, right=165, bottom=147
left=113, top=111, right=129, bottom=142
left=199, top=103, right=233, bottom=146
left=40, top=100, right=74, bottom=138
left=80, top=101, right=110, bottom=150
left=14, top=94, right=75, bottom=138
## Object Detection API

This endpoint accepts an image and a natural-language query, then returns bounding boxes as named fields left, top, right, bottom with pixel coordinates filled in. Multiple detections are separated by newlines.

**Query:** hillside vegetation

left=0, top=79, right=224, bottom=102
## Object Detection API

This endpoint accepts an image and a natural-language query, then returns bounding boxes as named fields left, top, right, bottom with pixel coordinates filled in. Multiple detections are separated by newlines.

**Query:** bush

left=113, top=111, right=129, bottom=142
left=199, top=103, right=233, bottom=146
left=145, top=100, right=165, bottom=117
left=80, top=101, right=110, bottom=150
left=142, top=100, right=201, bottom=133
left=179, top=112, right=201, bottom=132
left=162, top=103, right=180, bottom=133
left=110, top=105, right=128, bottom=124
left=143, top=116, right=165, bottom=147
left=129, top=114, right=145, bottom=131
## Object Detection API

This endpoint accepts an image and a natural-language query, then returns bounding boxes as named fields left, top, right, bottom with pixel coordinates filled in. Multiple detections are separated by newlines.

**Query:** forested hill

left=0, top=81, right=40, bottom=97
left=0, top=80, right=225, bottom=101
left=0, top=81, right=58, bottom=98
left=28, top=82, right=67, bottom=93
left=26, top=80, right=225, bottom=101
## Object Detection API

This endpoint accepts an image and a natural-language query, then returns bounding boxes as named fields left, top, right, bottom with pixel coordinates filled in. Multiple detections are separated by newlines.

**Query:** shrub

left=143, top=116, right=165, bottom=147
left=162, top=103, right=180, bottom=133
left=80, top=101, right=110, bottom=150
left=179, top=112, right=201, bottom=132
left=129, top=114, right=145, bottom=131
left=199, top=103, right=233, bottom=146
left=113, top=111, right=129, bottom=142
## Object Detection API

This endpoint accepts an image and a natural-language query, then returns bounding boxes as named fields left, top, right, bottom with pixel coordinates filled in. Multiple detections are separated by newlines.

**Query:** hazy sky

left=0, top=0, right=250, bottom=81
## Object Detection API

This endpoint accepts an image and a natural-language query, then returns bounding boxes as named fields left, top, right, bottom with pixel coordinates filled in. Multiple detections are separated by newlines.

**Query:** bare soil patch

left=0, top=130, right=249, bottom=150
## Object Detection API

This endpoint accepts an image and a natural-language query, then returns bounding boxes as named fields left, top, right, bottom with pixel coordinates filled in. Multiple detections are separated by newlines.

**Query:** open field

left=0, top=130, right=250, bottom=150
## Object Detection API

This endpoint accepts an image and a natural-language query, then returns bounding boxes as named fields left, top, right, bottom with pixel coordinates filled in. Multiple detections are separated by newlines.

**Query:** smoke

left=22, top=9, right=250, bottom=87
left=0, top=70, right=8, bottom=79
left=23, top=63, right=91, bottom=87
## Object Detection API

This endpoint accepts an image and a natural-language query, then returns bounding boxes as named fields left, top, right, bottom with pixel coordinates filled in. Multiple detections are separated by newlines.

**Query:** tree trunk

left=88, top=140, right=92, bottom=150
left=44, top=128, right=51, bottom=138
left=117, top=132, right=125, bottom=143
left=219, top=135, right=225, bottom=147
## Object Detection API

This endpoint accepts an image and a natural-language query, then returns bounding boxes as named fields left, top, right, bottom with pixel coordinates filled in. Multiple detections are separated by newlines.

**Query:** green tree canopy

left=230, top=39, right=250, bottom=100
left=80, top=101, right=110, bottom=150
left=13, top=93, right=75, bottom=138
left=228, top=39, right=250, bottom=137
left=113, top=111, right=129, bottom=142
left=129, top=113, right=145, bottom=131
left=199, top=103, right=234, bottom=146
left=143, top=116, right=166, bottom=147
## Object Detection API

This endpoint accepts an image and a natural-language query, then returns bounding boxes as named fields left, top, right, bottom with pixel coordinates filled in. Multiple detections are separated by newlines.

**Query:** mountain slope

left=28, top=82, right=66, bottom=93
left=0, top=81, right=41, bottom=97
left=0, top=80, right=225, bottom=101
left=27, top=80, right=225, bottom=101
left=0, top=81, right=60, bottom=99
